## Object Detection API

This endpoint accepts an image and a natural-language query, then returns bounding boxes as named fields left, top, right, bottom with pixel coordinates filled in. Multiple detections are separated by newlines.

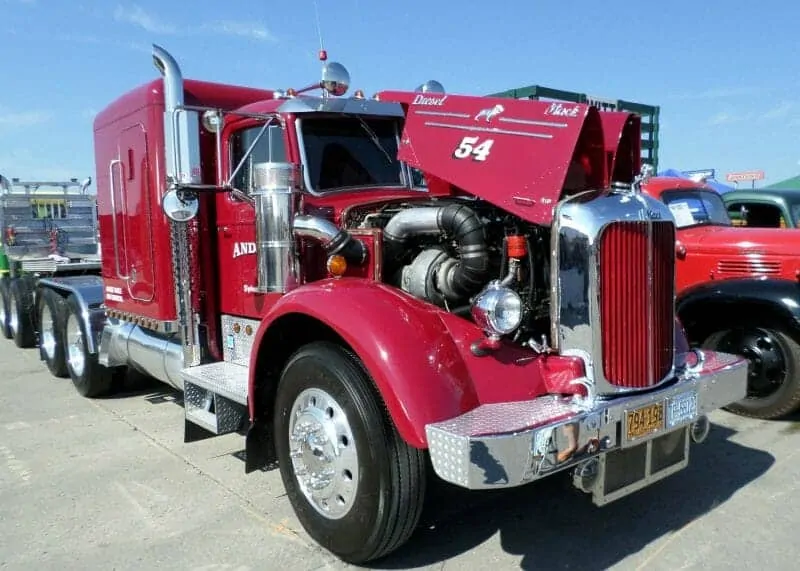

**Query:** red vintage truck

left=635, top=174, right=800, bottom=420
left=8, top=45, right=748, bottom=563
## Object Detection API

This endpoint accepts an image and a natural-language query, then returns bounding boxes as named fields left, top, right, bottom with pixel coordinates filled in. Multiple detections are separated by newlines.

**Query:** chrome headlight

left=471, top=282, right=523, bottom=336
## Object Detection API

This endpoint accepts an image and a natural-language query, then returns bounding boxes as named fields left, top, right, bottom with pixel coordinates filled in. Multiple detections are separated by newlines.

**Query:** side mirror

left=162, top=188, right=199, bottom=222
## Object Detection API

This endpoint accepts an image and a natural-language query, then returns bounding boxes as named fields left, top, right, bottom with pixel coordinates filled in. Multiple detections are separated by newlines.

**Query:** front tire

left=702, top=325, right=800, bottom=419
left=274, top=341, right=426, bottom=564
left=62, top=294, right=112, bottom=397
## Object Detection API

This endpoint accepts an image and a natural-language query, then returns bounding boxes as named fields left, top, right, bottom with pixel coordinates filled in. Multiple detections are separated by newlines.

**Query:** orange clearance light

left=286, top=88, right=297, bottom=97
left=506, top=235, right=527, bottom=259
left=327, top=254, right=348, bottom=277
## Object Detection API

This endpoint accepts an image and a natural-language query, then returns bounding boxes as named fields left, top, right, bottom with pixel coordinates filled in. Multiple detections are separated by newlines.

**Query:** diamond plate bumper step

left=181, top=362, right=249, bottom=439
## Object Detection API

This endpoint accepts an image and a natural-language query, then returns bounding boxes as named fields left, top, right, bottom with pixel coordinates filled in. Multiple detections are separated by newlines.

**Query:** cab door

left=109, top=122, right=156, bottom=302
left=216, top=121, right=288, bottom=316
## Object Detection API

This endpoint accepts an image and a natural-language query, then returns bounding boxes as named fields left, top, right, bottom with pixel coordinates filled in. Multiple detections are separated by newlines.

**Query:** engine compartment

left=343, top=196, right=552, bottom=345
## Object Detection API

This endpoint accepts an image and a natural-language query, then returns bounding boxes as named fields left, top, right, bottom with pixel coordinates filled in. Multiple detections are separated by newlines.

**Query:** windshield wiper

left=354, top=115, right=393, bottom=165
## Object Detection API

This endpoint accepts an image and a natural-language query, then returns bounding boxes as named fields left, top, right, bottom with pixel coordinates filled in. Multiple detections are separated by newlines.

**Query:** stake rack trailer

left=0, top=175, right=100, bottom=352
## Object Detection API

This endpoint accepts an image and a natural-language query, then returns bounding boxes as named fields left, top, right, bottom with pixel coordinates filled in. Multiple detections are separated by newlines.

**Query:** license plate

left=625, top=402, right=664, bottom=442
left=667, top=390, right=698, bottom=429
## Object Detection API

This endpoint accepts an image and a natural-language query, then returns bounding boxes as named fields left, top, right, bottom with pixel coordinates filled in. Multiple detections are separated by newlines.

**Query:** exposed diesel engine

left=345, top=197, right=552, bottom=344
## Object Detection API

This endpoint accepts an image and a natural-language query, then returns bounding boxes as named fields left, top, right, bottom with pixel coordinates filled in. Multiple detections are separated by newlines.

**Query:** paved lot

left=0, top=342, right=798, bottom=571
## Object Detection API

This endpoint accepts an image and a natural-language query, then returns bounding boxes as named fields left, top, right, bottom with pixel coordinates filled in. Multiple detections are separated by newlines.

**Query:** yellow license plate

left=626, top=402, right=665, bottom=442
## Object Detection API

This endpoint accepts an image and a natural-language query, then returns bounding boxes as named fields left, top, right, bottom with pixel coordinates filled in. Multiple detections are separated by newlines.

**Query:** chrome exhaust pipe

left=690, top=415, right=711, bottom=444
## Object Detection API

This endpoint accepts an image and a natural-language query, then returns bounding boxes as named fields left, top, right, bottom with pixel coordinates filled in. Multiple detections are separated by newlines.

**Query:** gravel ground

left=0, top=341, right=796, bottom=570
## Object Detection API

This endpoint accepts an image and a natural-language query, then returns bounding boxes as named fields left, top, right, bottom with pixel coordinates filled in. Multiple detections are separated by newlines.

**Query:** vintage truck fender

left=676, top=277, right=800, bottom=340
left=247, top=278, right=586, bottom=449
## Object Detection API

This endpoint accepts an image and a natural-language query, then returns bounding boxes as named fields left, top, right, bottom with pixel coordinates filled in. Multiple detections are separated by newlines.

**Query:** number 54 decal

left=453, top=136, right=494, bottom=162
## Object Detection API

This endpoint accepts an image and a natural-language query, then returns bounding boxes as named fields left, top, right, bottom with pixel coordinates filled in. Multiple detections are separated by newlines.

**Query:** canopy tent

left=765, top=175, right=800, bottom=190
left=656, top=168, right=737, bottom=194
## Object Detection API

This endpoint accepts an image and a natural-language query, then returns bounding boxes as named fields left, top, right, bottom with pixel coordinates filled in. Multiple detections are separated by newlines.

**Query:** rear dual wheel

left=8, top=277, right=35, bottom=348
left=37, top=288, right=69, bottom=378
left=274, top=342, right=426, bottom=564
left=0, top=277, right=11, bottom=339
left=62, top=294, right=112, bottom=397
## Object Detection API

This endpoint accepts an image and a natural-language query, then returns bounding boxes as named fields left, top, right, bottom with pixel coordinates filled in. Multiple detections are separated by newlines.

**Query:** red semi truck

left=18, top=45, right=748, bottom=563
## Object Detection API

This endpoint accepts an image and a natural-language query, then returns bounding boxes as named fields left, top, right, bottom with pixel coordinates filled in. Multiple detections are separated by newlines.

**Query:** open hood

left=599, top=111, right=641, bottom=184
left=377, top=90, right=609, bottom=226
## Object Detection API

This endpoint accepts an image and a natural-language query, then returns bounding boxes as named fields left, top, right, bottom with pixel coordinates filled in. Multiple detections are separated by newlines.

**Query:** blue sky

left=1, top=0, right=797, bottom=189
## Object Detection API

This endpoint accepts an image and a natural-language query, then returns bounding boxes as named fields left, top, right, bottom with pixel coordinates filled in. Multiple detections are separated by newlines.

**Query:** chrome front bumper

left=425, top=350, right=748, bottom=504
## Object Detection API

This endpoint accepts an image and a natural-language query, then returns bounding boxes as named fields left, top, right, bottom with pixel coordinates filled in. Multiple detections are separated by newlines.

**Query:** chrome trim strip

left=107, top=159, right=129, bottom=281
left=104, top=308, right=180, bottom=334
left=413, top=110, right=471, bottom=119
left=498, top=117, right=568, bottom=128
left=422, top=121, right=553, bottom=139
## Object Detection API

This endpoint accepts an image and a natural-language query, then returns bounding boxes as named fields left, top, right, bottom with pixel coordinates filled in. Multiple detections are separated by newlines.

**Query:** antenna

left=312, top=0, right=327, bottom=61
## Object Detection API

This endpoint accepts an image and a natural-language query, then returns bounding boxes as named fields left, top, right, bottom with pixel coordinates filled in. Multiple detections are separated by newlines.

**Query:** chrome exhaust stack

left=151, top=44, right=203, bottom=367
left=152, top=44, right=202, bottom=187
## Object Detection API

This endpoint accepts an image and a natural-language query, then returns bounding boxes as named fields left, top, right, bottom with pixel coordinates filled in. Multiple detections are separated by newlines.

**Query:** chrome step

left=182, top=361, right=248, bottom=404
left=181, top=362, right=249, bottom=439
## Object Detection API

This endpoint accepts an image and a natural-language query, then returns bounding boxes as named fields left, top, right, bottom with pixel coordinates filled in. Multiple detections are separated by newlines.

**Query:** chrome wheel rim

left=0, top=292, right=6, bottom=327
left=40, top=304, right=57, bottom=359
left=8, top=293, right=18, bottom=336
left=288, top=387, right=359, bottom=520
left=65, top=313, right=85, bottom=377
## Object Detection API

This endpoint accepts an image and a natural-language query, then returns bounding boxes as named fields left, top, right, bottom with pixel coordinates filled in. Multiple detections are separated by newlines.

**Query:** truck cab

left=640, top=176, right=800, bottom=420
left=722, top=188, right=800, bottom=228
left=19, top=45, right=749, bottom=564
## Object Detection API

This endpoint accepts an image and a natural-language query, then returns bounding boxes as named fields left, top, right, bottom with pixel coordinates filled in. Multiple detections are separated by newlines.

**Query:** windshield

left=299, top=116, right=407, bottom=192
left=660, top=188, right=732, bottom=228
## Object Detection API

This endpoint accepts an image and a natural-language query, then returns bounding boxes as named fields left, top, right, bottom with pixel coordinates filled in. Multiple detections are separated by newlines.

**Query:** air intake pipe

left=293, top=215, right=367, bottom=264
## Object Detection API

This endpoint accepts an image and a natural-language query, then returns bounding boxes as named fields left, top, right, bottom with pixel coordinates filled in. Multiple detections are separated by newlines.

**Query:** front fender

left=249, top=278, right=587, bottom=448
left=677, top=277, right=800, bottom=339
left=250, top=279, right=479, bottom=447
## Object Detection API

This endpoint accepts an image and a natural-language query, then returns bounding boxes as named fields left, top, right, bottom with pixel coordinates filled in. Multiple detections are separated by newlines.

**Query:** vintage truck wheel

left=274, top=341, right=426, bottom=564
left=0, top=277, right=12, bottom=339
left=63, top=294, right=112, bottom=397
left=38, top=288, right=69, bottom=378
left=702, top=326, right=800, bottom=419
left=8, top=277, right=36, bottom=348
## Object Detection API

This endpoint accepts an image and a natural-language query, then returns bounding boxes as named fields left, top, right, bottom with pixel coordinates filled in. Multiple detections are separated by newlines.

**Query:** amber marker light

left=327, top=254, right=348, bottom=277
